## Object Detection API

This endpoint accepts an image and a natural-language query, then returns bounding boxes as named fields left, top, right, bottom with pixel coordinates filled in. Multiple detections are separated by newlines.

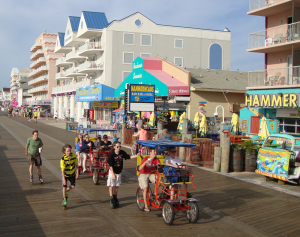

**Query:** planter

left=233, top=149, right=243, bottom=172
left=245, top=149, right=257, bottom=172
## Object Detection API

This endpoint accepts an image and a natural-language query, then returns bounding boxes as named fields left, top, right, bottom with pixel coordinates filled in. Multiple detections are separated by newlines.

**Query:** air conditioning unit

left=229, top=103, right=240, bottom=113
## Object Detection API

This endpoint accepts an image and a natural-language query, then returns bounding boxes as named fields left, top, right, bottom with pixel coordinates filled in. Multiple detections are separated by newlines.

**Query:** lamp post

left=214, top=105, right=225, bottom=124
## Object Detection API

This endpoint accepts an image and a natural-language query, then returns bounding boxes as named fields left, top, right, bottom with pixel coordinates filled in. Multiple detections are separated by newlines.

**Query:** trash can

left=71, top=118, right=74, bottom=122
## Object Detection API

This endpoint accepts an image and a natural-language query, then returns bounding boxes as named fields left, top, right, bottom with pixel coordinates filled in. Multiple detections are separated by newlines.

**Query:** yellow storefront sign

left=245, top=93, right=298, bottom=108
left=93, top=101, right=118, bottom=108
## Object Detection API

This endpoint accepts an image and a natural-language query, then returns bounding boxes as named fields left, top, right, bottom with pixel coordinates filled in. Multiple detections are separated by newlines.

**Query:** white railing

left=30, top=57, right=46, bottom=68
left=23, top=92, right=32, bottom=97
left=78, top=42, right=104, bottom=54
left=28, top=64, right=48, bottom=77
left=65, top=50, right=82, bottom=61
left=249, top=0, right=285, bottom=11
left=30, top=49, right=44, bottom=60
left=28, top=75, right=48, bottom=85
left=28, top=85, right=48, bottom=93
left=30, top=41, right=42, bottom=51
left=249, top=21, right=300, bottom=49
left=248, top=66, right=300, bottom=87
left=55, top=57, right=70, bottom=66
left=65, top=67, right=74, bottom=76
left=52, top=79, right=94, bottom=94
left=56, top=71, right=67, bottom=79
left=78, top=61, right=104, bottom=72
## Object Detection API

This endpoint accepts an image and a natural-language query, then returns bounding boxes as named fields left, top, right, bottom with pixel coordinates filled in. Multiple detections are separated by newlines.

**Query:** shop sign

left=93, top=101, right=118, bottom=108
left=222, top=125, right=231, bottom=133
left=246, top=93, right=300, bottom=108
left=129, top=84, right=155, bottom=103
left=168, top=88, right=189, bottom=96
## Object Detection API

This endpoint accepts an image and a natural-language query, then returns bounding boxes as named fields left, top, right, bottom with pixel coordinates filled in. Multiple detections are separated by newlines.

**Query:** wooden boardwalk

left=1, top=112, right=300, bottom=236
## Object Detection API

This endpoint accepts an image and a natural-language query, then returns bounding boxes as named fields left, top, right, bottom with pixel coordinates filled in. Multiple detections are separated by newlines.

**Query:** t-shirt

left=75, top=142, right=82, bottom=152
left=107, top=150, right=130, bottom=174
left=140, top=156, right=160, bottom=174
left=54, top=112, right=58, bottom=118
left=27, top=137, right=43, bottom=155
left=34, top=112, right=38, bottom=117
left=163, top=156, right=182, bottom=166
left=94, top=140, right=101, bottom=150
left=60, top=153, right=78, bottom=178
left=81, top=140, right=95, bottom=153
left=158, top=134, right=172, bottom=140
left=100, top=140, right=112, bottom=150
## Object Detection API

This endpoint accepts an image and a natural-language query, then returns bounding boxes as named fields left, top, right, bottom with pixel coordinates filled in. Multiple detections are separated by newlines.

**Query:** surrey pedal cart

left=135, top=140, right=199, bottom=225
left=75, top=128, right=118, bottom=184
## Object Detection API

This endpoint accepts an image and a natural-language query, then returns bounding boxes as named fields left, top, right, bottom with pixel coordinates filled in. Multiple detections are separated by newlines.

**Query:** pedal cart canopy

left=75, top=128, right=118, bottom=133
left=136, top=140, right=196, bottom=149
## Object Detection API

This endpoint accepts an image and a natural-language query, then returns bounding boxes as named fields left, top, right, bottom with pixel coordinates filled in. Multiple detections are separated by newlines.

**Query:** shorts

left=107, top=172, right=122, bottom=187
left=34, top=117, right=37, bottom=119
left=80, top=152, right=90, bottom=159
left=139, top=174, right=156, bottom=189
left=62, top=175, right=76, bottom=187
left=28, top=154, right=42, bottom=166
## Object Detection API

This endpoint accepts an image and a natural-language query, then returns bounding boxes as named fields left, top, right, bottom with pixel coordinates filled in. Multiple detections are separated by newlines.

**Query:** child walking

left=60, top=144, right=79, bottom=209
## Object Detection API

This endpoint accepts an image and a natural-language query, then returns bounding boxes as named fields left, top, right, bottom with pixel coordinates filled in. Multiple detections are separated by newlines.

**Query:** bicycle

left=131, top=141, right=147, bottom=156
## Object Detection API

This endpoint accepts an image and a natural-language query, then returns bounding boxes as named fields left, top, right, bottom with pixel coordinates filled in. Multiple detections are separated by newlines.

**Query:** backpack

left=163, top=166, right=178, bottom=184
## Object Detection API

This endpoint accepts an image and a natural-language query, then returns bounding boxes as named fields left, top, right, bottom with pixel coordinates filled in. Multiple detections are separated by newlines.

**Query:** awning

left=115, top=57, right=190, bottom=97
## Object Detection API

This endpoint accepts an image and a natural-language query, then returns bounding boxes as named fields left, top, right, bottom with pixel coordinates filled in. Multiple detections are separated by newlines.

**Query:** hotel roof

left=58, top=32, right=65, bottom=46
left=82, top=11, right=108, bottom=29
left=69, top=16, right=81, bottom=32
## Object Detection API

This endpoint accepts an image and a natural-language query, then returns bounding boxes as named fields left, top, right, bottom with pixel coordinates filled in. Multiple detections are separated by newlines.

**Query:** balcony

left=52, top=79, right=94, bottom=94
left=30, top=49, right=44, bottom=61
left=248, top=21, right=300, bottom=53
left=30, top=41, right=43, bottom=52
left=55, top=57, right=72, bottom=67
left=78, top=61, right=104, bottom=73
left=55, top=71, right=71, bottom=80
left=248, top=65, right=300, bottom=88
left=78, top=42, right=104, bottom=56
left=28, top=85, right=48, bottom=94
left=65, top=50, right=86, bottom=62
left=30, top=57, right=46, bottom=69
left=65, top=67, right=86, bottom=77
left=22, top=92, right=32, bottom=97
left=28, top=64, right=48, bottom=78
left=248, top=0, right=293, bottom=16
left=28, top=75, right=48, bottom=86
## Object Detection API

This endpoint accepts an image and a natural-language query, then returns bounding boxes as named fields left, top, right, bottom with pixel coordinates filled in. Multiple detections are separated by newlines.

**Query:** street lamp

left=214, top=105, right=225, bottom=124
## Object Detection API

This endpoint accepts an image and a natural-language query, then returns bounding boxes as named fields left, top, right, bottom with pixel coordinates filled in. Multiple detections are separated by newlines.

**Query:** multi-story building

left=10, top=68, right=31, bottom=107
left=53, top=11, right=231, bottom=121
left=0, top=88, right=11, bottom=108
left=26, top=33, right=62, bottom=108
left=240, top=0, right=300, bottom=135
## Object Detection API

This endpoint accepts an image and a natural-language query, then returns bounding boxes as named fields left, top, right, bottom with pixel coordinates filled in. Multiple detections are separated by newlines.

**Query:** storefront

left=240, top=88, right=300, bottom=136
left=115, top=56, right=190, bottom=114
left=76, top=84, right=119, bottom=123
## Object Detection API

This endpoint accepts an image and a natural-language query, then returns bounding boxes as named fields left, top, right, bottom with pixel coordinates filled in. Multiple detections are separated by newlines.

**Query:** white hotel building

left=53, top=11, right=231, bottom=121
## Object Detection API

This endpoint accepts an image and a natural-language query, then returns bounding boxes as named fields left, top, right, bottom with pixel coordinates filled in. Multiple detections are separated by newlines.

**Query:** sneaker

left=83, top=168, right=87, bottom=173
left=38, top=175, right=44, bottom=184
left=30, top=175, right=33, bottom=184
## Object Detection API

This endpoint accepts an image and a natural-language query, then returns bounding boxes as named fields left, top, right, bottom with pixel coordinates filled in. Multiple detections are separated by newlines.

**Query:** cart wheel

left=136, top=188, right=145, bottom=211
left=162, top=202, right=175, bottom=225
left=140, top=146, right=147, bottom=156
left=186, top=201, right=199, bottom=223
left=131, top=144, right=136, bottom=156
left=93, top=169, right=99, bottom=185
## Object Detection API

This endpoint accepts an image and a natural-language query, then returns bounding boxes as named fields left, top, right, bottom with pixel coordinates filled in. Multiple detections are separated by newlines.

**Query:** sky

left=0, top=0, right=265, bottom=88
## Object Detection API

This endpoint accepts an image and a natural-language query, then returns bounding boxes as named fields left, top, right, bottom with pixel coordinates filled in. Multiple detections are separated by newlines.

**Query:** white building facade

left=53, top=11, right=231, bottom=121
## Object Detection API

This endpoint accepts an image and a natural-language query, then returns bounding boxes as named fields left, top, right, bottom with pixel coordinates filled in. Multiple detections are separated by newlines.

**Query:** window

left=124, top=33, right=134, bottom=45
left=174, top=39, right=183, bottom=49
left=81, top=21, right=83, bottom=29
left=67, top=29, right=70, bottom=35
left=123, top=71, right=131, bottom=81
left=141, top=34, right=152, bottom=46
left=174, top=57, right=183, bottom=66
left=56, top=41, right=59, bottom=46
left=279, top=118, right=300, bottom=134
left=140, top=53, right=151, bottom=57
left=135, top=19, right=142, bottom=27
left=209, top=43, right=222, bottom=69
left=124, top=52, right=134, bottom=64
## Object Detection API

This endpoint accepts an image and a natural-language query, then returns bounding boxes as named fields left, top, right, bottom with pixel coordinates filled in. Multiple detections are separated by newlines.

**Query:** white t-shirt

left=54, top=112, right=58, bottom=118
left=163, top=156, right=182, bottom=166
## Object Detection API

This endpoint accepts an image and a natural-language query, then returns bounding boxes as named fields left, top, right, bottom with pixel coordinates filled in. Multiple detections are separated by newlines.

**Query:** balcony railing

left=30, top=57, right=46, bottom=69
left=52, top=79, right=94, bottom=94
left=78, top=42, right=104, bottom=54
left=248, top=66, right=300, bottom=87
left=78, top=61, right=104, bottom=72
left=249, top=0, right=285, bottom=12
left=65, top=50, right=85, bottom=61
left=28, top=85, right=48, bottom=93
left=28, top=75, right=48, bottom=86
left=56, top=71, right=67, bottom=79
left=30, top=49, right=44, bottom=60
left=55, top=57, right=71, bottom=66
left=28, top=64, right=48, bottom=78
left=249, top=21, right=300, bottom=49
left=30, top=41, right=42, bottom=52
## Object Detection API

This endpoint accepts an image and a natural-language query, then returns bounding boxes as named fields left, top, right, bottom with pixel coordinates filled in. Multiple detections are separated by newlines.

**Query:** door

left=250, top=116, right=260, bottom=134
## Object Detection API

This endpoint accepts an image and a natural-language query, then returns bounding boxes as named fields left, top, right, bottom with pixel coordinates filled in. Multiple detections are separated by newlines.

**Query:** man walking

left=25, top=130, right=44, bottom=184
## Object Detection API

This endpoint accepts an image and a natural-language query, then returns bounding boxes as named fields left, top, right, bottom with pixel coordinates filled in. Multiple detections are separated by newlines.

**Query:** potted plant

left=241, top=140, right=258, bottom=172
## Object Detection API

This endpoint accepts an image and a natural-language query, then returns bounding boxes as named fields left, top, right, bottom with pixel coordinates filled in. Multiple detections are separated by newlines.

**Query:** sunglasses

left=170, top=151, right=176, bottom=153
left=115, top=146, right=121, bottom=148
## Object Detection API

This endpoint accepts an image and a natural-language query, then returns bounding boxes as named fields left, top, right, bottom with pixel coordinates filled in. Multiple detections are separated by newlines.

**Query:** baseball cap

left=97, top=135, right=102, bottom=138
left=103, top=134, right=108, bottom=138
